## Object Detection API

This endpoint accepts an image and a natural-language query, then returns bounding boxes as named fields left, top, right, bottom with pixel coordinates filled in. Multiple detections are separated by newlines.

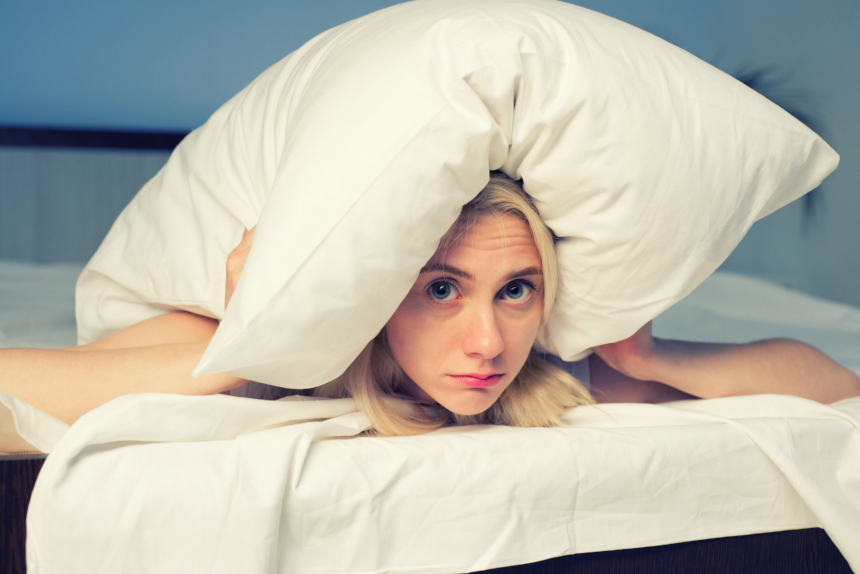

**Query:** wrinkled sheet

left=6, top=267, right=860, bottom=572
left=18, top=393, right=860, bottom=573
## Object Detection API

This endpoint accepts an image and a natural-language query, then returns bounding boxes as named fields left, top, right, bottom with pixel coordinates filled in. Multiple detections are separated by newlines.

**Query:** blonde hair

left=312, top=171, right=594, bottom=436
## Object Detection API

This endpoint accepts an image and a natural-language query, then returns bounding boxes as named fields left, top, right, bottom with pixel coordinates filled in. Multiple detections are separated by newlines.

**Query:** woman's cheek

left=506, top=298, right=544, bottom=354
left=387, top=297, right=434, bottom=363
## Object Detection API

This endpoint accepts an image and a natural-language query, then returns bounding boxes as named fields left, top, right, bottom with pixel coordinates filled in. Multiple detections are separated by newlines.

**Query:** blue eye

left=501, top=280, right=532, bottom=302
left=428, top=280, right=459, bottom=302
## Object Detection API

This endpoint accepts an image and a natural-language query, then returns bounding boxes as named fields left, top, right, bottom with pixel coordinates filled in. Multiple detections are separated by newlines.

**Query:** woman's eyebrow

left=419, top=262, right=472, bottom=279
left=419, top=263, right=542, bottom=282
left=505, top=267, right=543, bottom=281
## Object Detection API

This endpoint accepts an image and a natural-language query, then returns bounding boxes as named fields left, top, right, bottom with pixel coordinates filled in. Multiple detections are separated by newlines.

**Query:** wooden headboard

left=0, top=126, right=187, bottom=263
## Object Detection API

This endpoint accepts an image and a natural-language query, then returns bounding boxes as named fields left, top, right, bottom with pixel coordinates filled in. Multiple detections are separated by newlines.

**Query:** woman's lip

left=448, top=374, right=504, bottom=388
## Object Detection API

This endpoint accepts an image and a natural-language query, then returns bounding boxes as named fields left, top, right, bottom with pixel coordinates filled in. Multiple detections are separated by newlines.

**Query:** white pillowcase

left=76, top=0, right=839, bottom=388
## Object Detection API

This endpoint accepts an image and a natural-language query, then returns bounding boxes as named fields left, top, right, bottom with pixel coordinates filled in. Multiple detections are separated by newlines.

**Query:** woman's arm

left=0, top=312, right=247, bottom=425
left=62, top=311, right=222, bottom=352
left=1, top=227, right=259, bottom=426
left=591, top=322, right=860, bottom=404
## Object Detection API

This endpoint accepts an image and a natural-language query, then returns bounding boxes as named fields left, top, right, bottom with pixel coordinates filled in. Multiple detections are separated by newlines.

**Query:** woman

left=2, top=173, right=859, bottom=432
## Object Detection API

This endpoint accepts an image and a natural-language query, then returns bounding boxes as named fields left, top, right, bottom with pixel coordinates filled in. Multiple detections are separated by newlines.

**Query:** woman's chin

left=439, top=391, right=497, bottom=416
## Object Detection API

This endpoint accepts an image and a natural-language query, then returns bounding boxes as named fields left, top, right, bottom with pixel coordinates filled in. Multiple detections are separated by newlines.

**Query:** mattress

left=2, top=261, right=859, bottom=573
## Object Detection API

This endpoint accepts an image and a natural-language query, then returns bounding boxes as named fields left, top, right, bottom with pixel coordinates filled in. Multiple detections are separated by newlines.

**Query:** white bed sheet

left=2, top=263, right=860, bottom=572
left=15, top=393, right=860, bottom=573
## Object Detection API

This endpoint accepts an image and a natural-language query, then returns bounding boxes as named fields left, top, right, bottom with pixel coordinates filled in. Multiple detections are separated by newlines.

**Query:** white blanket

left=18, top=393, right=860, bottom=573
left=6, top=268, right=860, bottom=572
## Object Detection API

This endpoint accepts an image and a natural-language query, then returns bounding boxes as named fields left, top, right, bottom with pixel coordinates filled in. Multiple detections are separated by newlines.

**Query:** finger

left=230, top=226, right=256, bottom=257
left=591, top=344, right=613, bottom=364
left=237, top=225, right=256, bottom=251
left=225, top=226, right=256, bottom=310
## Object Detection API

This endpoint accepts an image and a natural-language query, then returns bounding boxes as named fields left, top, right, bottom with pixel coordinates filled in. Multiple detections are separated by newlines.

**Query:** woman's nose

left=461, top=303, right=505, bottom=359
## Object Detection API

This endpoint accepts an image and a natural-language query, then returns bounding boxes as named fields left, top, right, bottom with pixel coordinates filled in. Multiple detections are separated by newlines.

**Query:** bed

left=1, top=129, right=858, bottom=573
left=2, top=257, right=858, bottom=574
left=3, top=0, right=860, bottom=555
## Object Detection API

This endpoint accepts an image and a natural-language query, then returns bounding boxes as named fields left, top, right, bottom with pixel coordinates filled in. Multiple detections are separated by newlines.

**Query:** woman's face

left=386, top=213, right=544, bottom=415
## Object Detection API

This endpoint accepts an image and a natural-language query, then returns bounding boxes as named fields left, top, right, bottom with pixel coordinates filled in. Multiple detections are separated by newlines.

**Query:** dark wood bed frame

left=0, top=127, right=853, bottom=574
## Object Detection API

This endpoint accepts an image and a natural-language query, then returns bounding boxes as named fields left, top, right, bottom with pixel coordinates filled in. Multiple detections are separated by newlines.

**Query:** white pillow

left=76, top=0, right=839, bottom=388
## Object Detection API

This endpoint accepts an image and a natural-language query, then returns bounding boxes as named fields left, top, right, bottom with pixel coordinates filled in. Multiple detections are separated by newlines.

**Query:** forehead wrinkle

left=426, top=213, right=540, bottom=277
left=456, top=214, right=530, bottom=251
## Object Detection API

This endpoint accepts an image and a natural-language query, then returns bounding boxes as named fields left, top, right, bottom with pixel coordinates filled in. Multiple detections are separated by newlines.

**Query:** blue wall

left=0, top=0, right=712, bottom=131
left=3, top=0, right=859, bottom=308
left=1, top=0, right=400, bottom=130
left=711, top=0, right=860, bottom=306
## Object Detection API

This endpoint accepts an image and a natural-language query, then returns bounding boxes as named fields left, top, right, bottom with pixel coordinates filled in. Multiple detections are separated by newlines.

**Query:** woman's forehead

left=427, top=213, right=540, bottom=270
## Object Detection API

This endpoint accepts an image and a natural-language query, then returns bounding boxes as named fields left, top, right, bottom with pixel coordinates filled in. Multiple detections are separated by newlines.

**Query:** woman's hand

left=225, top=226, right=256, bottom=310
left=594, top=321, right=860, bottom=403
left=590, top=321, right=702, bottom=403
left=592, top=321, right=657, bottom=382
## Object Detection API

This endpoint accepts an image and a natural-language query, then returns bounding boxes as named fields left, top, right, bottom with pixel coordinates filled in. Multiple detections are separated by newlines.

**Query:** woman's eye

left=427, top=280, right=459, bottom=302
left=500, top=280, right=533, bottom=302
